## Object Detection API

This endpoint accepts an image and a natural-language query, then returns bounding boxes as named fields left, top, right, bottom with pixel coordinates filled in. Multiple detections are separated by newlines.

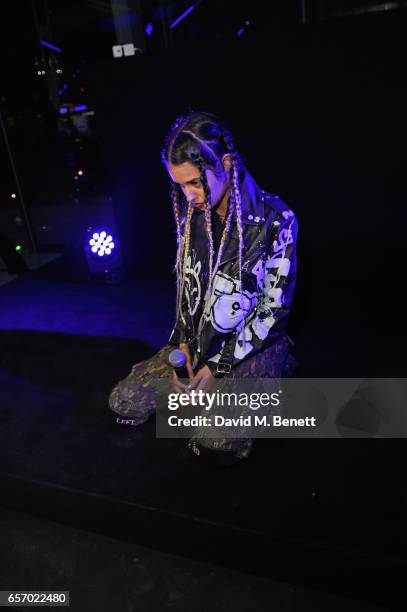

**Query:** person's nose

left=185, top=187, right=196, bottom=203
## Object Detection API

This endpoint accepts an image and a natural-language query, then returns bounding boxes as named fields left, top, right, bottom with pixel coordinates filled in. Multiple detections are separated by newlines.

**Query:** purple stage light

left=237, top=20, right=251, bottom=37
left=145, top=23, right=153, bottom=36
left=170, top=1, right=203, bottom=29
left=84, top=225, right=123, bottom=282
left=87, top=230, right=116, bottom=257
left=40, top=40, right=62, bottom=53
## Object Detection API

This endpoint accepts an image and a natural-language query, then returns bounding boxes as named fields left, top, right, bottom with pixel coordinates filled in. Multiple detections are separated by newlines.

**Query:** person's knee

left=108, top=382, right=122, bottom=412
left=108, top=379, right=156, bottom=426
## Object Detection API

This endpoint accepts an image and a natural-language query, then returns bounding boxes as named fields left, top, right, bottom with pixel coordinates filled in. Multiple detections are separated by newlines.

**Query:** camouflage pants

left=108, top=335, right=295, bottom=462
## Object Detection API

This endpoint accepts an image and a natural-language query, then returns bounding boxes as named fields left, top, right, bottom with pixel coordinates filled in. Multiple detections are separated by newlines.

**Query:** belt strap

left=216, top=330, right=238, bottom=375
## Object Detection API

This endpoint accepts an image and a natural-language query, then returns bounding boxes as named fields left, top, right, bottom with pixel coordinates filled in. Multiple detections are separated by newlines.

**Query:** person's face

left=167, top=156, right=232, bottom=211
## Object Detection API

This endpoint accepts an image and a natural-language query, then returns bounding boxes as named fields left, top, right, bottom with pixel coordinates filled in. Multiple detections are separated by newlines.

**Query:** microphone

left=168, top=349, right=190, bottom=381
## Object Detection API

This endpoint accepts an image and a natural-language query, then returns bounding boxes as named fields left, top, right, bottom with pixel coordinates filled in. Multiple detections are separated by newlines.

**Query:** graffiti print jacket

left=168, top=170, right=298, bottom=376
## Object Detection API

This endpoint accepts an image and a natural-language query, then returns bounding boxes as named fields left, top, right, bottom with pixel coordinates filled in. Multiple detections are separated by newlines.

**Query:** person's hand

left=185, top=365, right=216, bottom=393
left=172, top=342, right=194, bottom=393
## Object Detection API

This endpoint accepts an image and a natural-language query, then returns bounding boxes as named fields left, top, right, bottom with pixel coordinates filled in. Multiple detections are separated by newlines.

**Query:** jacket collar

left=182, top=170, right=267, bottom=266
left=212, top=171, right=266, bottom=266
left=239, top=170, right=266, bottom=225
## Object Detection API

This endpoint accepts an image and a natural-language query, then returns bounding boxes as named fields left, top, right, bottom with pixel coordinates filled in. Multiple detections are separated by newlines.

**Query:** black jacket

left=168, top=170, right=298, bottom=376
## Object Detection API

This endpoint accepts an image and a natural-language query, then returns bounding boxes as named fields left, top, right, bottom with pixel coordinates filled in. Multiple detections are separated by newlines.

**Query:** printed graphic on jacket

left=208, top=215, right=295, bottom=362
left=205, top=273, right=258, bottom=333
left=184, top=251, right=202, bottom=316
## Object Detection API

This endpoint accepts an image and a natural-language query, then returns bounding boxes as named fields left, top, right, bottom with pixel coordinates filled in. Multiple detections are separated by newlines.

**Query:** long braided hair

left=162, top=111, right=246, bottom=333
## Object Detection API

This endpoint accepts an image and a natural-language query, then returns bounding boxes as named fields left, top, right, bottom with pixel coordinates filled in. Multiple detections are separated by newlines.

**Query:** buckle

left=216, top=362, right=232, bottom=374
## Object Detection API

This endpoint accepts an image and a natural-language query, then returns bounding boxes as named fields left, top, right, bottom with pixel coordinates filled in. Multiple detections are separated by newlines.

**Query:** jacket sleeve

left=168, top=311, right=189, bottom=345
left=168, top=221, right=189, bottom=346
left=206, top=212, right=298, bottom=375
left=168, top=274, right=190, bottom=346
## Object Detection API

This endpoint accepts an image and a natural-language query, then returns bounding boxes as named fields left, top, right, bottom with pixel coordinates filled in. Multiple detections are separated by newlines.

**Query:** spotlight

left=84, top=227, right=123, bottom=283
left=11, top=193, right=16, bottom=199
left=87, top=232, right=115, bottom=257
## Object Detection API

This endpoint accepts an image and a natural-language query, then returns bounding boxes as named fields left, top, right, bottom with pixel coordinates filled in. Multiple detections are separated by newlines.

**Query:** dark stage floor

left=0, top=257, right=406, bottom=609
left=0, top=506, right=386, bottom=612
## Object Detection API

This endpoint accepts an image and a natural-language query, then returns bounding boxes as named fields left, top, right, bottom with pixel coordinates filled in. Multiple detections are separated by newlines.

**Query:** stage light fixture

left=87, top=232, right=116, bottom=258
left=84, top=227, right=123, bottom=283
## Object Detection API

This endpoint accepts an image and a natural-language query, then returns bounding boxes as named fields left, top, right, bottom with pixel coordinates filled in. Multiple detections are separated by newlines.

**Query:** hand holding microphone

left=169, top=346, right=194, bottom=393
